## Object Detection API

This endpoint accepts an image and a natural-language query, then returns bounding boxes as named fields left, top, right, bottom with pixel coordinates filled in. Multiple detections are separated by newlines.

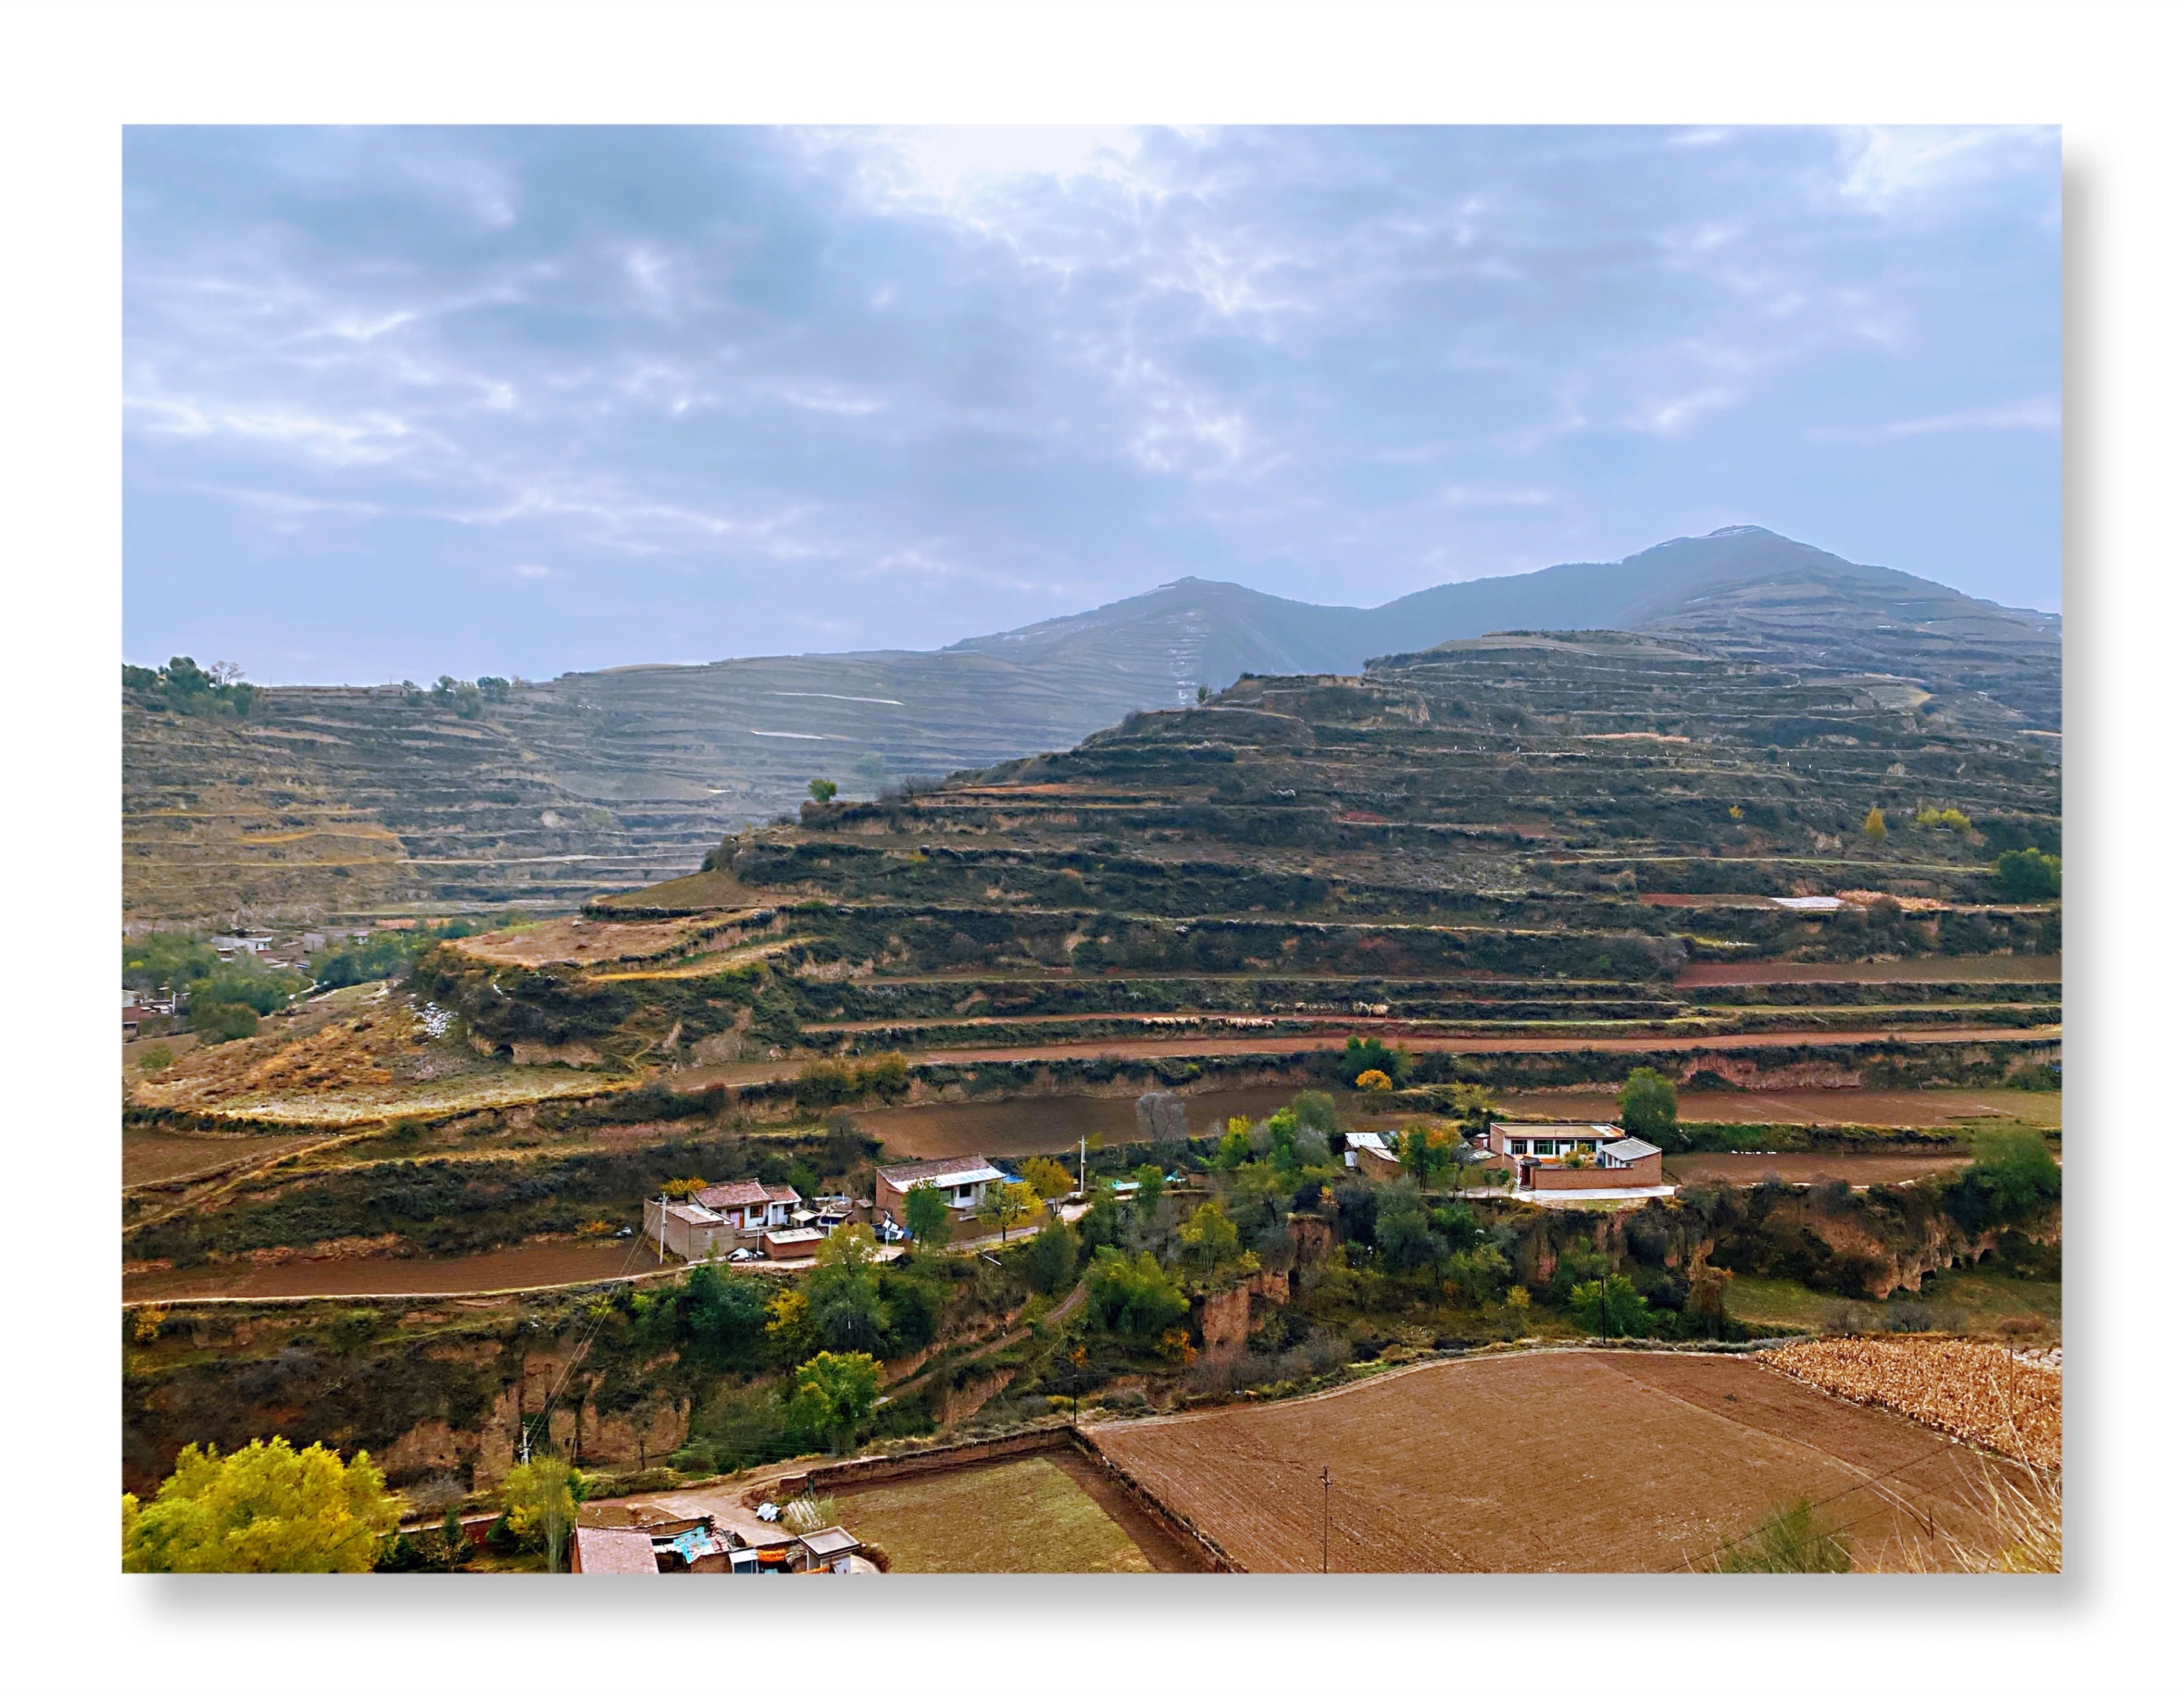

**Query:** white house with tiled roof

left=642, top=1179, right=804, bottom=1261
left=1474, top=1122, right=1669, bottom=1197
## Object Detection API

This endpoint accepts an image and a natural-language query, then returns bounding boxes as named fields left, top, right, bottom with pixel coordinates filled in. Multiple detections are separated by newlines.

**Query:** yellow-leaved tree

left=122, top=1438, right=400, bottom=1573
left=1018, top=1156, right=1075, bottom=1201
left=499, top=1457, right=585, bottom=1570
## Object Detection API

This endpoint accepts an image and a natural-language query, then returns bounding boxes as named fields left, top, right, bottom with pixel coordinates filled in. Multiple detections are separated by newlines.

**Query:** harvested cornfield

left=1762, top=1337, right=2062, bottom=1468
left=1088, top=1349, right=2024, bottom=1572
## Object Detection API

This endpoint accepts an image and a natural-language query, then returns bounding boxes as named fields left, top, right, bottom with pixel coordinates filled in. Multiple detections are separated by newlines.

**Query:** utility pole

left=1079, top=1135, right=1087, bottom=1196
left=657, top=1190, right=669, bottom=1265
left=1320, top=1468, right=1332, bottom=1574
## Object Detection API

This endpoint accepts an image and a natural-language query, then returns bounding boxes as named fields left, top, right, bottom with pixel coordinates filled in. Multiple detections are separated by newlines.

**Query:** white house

left=696, top=1180, right=802, bottom=1232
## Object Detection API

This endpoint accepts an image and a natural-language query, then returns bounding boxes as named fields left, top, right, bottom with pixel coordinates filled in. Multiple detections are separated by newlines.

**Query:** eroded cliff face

left=1516, top=1182, right=2058, bottom=1305
left=1195, top=1268, right=1294, bottom=1361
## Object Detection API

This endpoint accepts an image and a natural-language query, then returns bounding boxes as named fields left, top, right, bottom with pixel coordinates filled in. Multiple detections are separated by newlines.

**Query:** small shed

left=763, top=1227, right=827, bottom=1260
left=794, top=1526, right=866, bottom=1573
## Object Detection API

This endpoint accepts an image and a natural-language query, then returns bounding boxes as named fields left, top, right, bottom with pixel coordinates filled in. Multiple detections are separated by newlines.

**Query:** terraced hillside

left=374, top=627, right=2061, bottom=1108
left=122, top=527, right=2058, bottom=929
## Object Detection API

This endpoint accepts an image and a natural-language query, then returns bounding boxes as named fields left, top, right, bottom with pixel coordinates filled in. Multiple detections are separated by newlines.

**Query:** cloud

left=1807, top=399, right=2061, bottom=441
left=1883, top=399, right=2061, bottom=436
left=1442, top=485, right=1553, bottom=507
left=122, top=125, right=2063, bottom=682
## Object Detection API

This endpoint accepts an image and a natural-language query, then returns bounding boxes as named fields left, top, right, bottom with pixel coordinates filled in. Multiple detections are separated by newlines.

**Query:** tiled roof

left=698, top=1180, right=802, bottom=1210
left=875, top=1155, right=1003, bottom=1189
left=574, top=1526, right=660, bottom=1574
left=1600, top=1137, right=1661, bottom=1162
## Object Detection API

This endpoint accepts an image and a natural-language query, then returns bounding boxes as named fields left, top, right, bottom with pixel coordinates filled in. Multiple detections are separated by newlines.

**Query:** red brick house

left=872, top=1156, right=1009, bottom=1233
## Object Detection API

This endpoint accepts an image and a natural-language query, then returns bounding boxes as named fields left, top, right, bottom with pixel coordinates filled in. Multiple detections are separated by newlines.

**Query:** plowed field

left=1088, top=1350, right=2019, bottom=1572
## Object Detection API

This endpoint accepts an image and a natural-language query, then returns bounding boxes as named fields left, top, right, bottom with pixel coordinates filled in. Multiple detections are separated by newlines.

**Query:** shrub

left=1993, top=849, right=2062, bottom=901
left=194, top=1002, right=261, bottom=1043
left=1085, top=1248, right=1189, bottom=1336
left=1715, top=1499, right=1852, bottom=1573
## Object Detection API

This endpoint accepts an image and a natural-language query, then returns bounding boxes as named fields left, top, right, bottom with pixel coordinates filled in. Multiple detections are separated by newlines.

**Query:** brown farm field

left=1496, top=1086, right=2062, bottom=1130
left=1087, top=1349, right=2024, bottom=1572
left=1663, top=1152, right=1976, bottom=1186
left=1675, top=956, right=2060, bottom=987
left=121, top=1237, right=676, bottom=1303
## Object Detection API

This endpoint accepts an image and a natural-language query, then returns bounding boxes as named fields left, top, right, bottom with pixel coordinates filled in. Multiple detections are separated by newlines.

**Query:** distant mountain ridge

left=122, top=526, right=2060, bottom=927
left=951, top=525, right=2058, bottom=693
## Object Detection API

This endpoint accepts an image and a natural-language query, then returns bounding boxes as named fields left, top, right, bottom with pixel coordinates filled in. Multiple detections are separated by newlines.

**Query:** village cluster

left=639, top=1126, right=1673, bottom=1278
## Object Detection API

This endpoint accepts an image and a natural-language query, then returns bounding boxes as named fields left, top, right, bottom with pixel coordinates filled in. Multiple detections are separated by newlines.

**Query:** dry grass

left=1762, top=1337, right=2060, bottom=1468
left=1901, top=1460, right=2062, bottom=1573
left=129, top=987, right=635, bottom=1125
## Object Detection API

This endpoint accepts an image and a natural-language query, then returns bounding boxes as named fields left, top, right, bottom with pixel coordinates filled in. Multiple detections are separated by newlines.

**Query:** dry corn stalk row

left=1762, top=1336, right=2060, bottom=1469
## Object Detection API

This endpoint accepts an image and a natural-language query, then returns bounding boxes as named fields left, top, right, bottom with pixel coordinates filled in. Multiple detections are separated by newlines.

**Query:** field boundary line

left=1090, top=1340, right=1788, bottom=1434
left=120, top=1259, right=696, bottom=1310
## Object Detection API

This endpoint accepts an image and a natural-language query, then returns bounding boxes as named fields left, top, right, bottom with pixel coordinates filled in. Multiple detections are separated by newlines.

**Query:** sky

left=122, top=125, right=2061, bottom=685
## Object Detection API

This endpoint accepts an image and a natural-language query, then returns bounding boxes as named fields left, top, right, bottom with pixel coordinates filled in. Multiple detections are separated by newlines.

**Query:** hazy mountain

left=122, top=526, right=2059, bottom=927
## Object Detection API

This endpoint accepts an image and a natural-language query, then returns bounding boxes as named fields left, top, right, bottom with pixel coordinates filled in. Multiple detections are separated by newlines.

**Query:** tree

left=903, top=1182, right=953, bottom=1250
left=1019, top=1156, right=1075, bottom=1201
left=813, top=1222, right=880, bottom=1274
left=440, top=1506, right=469, bottom=1570
left=1354, top=1069, right=1393, bottom=1094
left=1196, top=684, right=1211, bottom=704
left=1950, top=1125, right=2062, bottom=1229
left=808, top=777, right=838, bottom=804
left=1685, top=1263, right=1733, bottom=1339
left=1178, top=1200, right=1240, bottom=1270
left=1993, top=848, right=2062, bottom=901
left=1618, top=1067, right=1678, bottom=1144
left=764, top=1286, right=817, bottom=1368
left=1399, top=1124, right=1455, bottom=1191
left=1443, top=1242, right=1510, bottom=1305
left=1212, top=1119, right=1253, bottom=1171
left=1290, top=1091, right=1340, bottom=1136
left=1569, top=1274, right=1653, bottom=1338
left=977, top=1179, right=1036, bottom=1242
left=1337, top=1036, right=1409, bottom=1087
left=1028, top=1217, right=1077, bottom=1293
left=122, top=1438, right=400, bottom=1573
left=1862, top=806, right=1889, bottom=842
left=1372, top=1182, right=1447, bottom=1271
left=787, top=1351, right=882, bottom=1453
left=500, top=1457, right=585, bottom=1569
left=1716, top=1499, right=1852, bottom=1573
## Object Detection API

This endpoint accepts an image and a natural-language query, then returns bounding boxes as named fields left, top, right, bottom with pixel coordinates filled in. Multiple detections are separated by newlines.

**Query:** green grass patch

left=1726, top=1270, right=2061, bottom=1338
left=831, top=1457, right=1152, bottom=1572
